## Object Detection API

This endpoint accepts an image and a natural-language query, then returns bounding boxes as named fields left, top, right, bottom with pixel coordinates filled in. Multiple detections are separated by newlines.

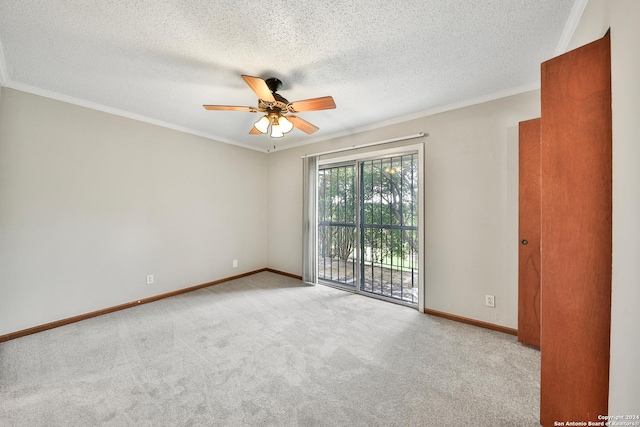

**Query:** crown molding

left=281, top=81, right=541, bottom=152
left=554, top=0, right=589, bottom=56
left=2, top=81, right=265, bottom=152
left=4, top=79, right=540, bottom=155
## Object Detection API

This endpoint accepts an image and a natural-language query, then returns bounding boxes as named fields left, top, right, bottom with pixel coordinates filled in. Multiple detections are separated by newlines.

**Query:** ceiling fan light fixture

left=270, top=121, right=284, bottom=138
left=254, top=115, right=270, bottom=133
left=278, top=115, right=294, bottom=133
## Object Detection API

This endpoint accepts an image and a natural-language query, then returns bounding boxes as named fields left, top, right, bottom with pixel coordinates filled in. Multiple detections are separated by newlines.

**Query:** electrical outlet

left=233, top=259, right=238, bottom=268
left=146, top=274, right=154, bottom=285
left=485, top=295, right=495, bottom=308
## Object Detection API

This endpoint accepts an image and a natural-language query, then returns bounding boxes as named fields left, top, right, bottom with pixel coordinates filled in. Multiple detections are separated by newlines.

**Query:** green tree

left=361, top=155, right=418, bottom=266
left=318, top=165, right=356, bottom=261
left=318, top=154, right=418, bottom=267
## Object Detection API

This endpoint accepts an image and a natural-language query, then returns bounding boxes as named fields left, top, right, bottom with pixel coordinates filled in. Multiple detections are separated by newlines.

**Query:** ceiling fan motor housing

left=259, top=94, right=289, bottom=113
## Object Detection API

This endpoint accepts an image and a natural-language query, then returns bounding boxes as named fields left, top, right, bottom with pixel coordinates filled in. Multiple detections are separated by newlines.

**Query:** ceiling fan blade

left=242, top=75, right=276, bottom=103
left=287, top=115, right=319, bottom=134
left=249, top=126, right=262, bottom=134
left=203, top=105, right=259, bottom=112
left=288, top=96, right=336, bottom=112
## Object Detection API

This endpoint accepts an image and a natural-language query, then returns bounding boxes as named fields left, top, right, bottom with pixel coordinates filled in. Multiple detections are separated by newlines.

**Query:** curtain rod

left=301, top=132, right=427, bottom=158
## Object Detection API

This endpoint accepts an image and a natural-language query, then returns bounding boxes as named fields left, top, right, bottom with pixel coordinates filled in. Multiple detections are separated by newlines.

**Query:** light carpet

left=0, top=271, right=541, bottom=426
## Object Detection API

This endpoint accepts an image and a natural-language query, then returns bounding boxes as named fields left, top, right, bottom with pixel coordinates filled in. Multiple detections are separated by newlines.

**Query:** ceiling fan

left=203, top=75, right=336, bottom=138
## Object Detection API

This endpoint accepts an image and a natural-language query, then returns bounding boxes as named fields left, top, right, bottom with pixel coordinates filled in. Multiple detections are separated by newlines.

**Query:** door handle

left=521, top=239, right=528, bottom=245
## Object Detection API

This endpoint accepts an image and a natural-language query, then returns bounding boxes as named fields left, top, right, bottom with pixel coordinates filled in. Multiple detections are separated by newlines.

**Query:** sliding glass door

left=317, top=152, right=420, bottom=307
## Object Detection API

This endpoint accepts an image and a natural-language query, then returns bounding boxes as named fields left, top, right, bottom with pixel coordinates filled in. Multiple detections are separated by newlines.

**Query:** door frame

left=317, top=143, right=425, bottom=311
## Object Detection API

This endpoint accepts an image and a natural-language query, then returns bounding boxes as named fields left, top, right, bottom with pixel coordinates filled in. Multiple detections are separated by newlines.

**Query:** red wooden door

left=539, top=34, right=611, bottom=426
left=518, top=118, right=541, bottom=349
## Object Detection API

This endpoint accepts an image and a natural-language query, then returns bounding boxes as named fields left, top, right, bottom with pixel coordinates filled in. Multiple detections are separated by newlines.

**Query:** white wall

left=0, top=88, right=268, bottom=336
left=567, top=0, right=640, bottom=414
left=267, top=90, right=540, bottom=329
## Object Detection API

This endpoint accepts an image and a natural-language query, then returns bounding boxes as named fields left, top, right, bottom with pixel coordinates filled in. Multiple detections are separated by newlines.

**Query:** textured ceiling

left=0, top=0, right=579, bottom=151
